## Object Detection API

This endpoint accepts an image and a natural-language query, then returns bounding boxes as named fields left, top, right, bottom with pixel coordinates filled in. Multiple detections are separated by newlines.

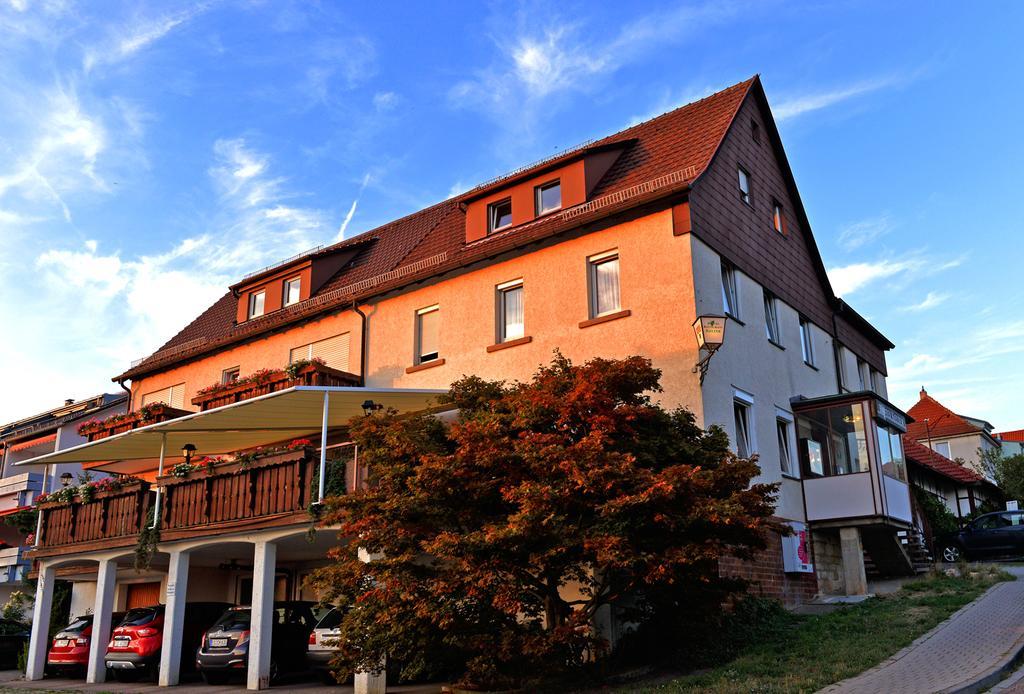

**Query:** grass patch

left=629, top=565, right=1012, bottom=694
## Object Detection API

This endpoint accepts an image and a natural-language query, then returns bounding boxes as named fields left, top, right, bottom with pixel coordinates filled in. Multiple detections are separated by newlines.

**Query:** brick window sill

left=578, top=309, right=632, bottom=329
left=406, top=358, right=446, bottom=374
left=486, top=336, right=533, bottom=353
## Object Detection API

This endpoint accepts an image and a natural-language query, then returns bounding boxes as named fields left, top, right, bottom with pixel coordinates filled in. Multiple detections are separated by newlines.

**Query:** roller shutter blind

left=289, top=333, right=350, bottom=372
left=141, top=383, right=185, bottom=409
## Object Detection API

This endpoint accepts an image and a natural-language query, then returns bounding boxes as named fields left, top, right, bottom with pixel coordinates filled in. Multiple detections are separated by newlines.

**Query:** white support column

left=25, top=561, right=55, bottom=681
left=317, top=390, right=329, bottom=503
left=247, top=541, right=277, bottom=691
left=86, top=558, right=118, bottom=683
left=159, top=550, right=191, bottom=686
left=354, top=547, right=386, bottom=694
left=151, top=433, right=167, bottom=528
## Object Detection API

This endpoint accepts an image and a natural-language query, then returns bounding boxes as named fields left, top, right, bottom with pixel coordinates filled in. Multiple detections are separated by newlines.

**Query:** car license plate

left=210, top=637, right=228, bottom=648
left=113, top=636, right=130, bottom=645
left=54, top=639, right=68, bottom=648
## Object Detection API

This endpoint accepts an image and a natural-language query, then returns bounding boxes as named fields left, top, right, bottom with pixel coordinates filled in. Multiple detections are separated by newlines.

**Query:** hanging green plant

left=134, top=506, right=160, bottom=572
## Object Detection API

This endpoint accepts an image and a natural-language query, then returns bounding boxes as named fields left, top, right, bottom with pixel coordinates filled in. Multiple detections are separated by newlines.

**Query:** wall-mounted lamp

left=59, top=472, right=73, bottom=487
left=692, top=314, right=727, bottom=385
left=181, top=443, right=197, bottom=463
left=361, top=400, right=383, bottom=417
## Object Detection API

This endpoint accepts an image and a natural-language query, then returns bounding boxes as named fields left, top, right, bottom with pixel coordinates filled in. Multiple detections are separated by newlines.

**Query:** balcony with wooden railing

left=29, top=446, right=352, bottom=558
left=191, top=361, right=361, bottom=411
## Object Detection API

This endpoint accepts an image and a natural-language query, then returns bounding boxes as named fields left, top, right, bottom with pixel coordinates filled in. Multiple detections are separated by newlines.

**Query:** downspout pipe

left=351, top=300, right=368, bottom=387
left=116, top=378, right=132, bottom=413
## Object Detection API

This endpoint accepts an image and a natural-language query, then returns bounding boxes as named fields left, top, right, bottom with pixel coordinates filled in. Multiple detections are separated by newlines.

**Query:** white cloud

left=827, top=254, right=963, bottom=296
left=837, top=214, right=894, bottom=251
left=900, top=291, right=950, bottom=312
left=372, top=91, right=397, bottom=112
left=83, top=3, right=210, bottom=72
left=774, top=75, right=904, bottom=121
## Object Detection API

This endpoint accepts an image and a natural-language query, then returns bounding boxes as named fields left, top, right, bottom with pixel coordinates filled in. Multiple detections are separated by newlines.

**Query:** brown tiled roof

left=118, top=77, right=756, bottom=380
left=904, top=435, right=985, bottom=484
left=905, top=388, right=986, bottom=441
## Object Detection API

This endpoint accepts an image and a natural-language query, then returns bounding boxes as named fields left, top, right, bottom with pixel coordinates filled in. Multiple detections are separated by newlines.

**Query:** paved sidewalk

left=821, top=567, right=1024, bottom=694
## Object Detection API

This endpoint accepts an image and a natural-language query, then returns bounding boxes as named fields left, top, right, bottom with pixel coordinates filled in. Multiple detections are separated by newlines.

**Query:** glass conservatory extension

left=793, top=391, right=912, bottom=526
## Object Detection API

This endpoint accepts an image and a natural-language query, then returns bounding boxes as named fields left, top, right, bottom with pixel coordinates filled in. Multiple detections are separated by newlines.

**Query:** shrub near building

left=308, top=354, right=778, bottom=690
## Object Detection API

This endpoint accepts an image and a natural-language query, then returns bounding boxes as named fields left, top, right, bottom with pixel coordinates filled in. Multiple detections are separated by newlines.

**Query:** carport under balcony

left=14, top=385, right=447, bottom=691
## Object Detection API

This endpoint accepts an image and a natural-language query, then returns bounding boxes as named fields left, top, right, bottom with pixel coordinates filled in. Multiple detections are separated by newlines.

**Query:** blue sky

left=1, top=0, right=1021, bottom=430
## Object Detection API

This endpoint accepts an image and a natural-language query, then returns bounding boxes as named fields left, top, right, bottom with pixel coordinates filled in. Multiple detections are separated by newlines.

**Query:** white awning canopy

left=14, top=386, right=447, bottom=475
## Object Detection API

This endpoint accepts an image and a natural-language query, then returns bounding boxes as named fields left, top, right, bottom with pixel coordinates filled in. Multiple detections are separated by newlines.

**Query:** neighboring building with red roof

left=904, top=436, right=1000, bottom=528
left=15, top=76, right=925, bottom=685
left=906, top=387, right=1001, bottom=478
left=996, top=429, right=1024, bottom=457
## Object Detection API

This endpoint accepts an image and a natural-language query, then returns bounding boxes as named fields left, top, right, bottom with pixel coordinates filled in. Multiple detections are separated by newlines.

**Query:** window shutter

left=310, top=333, right=350, bottom=371
left=141, top=383, right=185, bottom=408
left=289, top=344, right=313, bottom=364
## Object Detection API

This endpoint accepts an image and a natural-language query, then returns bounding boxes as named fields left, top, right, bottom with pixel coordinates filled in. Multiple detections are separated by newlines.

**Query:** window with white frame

left=283, top=277, right=301, bottom=306
left=222, top=367, right=240, bottom=385
left=488, top=198, right=513, bottom=233
left=799, top=318, right=815, bottom=366
left=934, top=441, right=952, bottom=459
left=733, top=390, right=755, bottom=458
left=248, top=290, right=266, bottom=319
left=776, top=413, right=795, bottom=476
left=415, top=306, right=440, bottom=363
left=535, top=180, right=561, bottom=215
left=588, top=251, right=621, bottom=318
left=763, top=290, right=781, bottom=344
left=496, top=280, right=525, bottom=343
left=721, top=262, right=739, bottom=318
left=737, top=166, right=751, bottom=205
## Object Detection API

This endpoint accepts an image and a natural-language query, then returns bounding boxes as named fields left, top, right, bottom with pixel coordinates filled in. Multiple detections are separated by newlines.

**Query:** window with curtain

left=589, top=253, right=621, bottom=318
left=248, top=290, right=265, bottom=319
left=497, top=281, right=524, bottom=342
left=416, top=307, right=440, bottom=363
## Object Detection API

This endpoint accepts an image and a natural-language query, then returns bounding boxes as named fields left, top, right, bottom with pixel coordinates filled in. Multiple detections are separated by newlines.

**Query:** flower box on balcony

left=191, top=362, right=361, bottom=411
left=37, top=479, right=151, bottom=508
left=155, top=446, right=315, bottom=487
left=78, top=403, right=191, bottom=442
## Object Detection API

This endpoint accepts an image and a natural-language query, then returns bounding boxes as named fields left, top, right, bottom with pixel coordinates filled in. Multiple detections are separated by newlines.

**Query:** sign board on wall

left=782, top=521, right=814, bottom=573
left=1008, top=500, right=1019, bottom=511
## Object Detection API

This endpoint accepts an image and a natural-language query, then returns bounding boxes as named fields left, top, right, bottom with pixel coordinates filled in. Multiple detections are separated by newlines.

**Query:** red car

left=48, top=613, right=125, bottom=674
left=105, top=602, right=231, bottom=683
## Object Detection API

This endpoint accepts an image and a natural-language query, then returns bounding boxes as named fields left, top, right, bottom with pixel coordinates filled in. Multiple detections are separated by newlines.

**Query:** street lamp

left=692, top=314, right=727, bottom=385
left=181, top=443, right=197, bottom=463
left=361, top=400, right=383, bottom=416
left=59, top=472, right=73, bottom=487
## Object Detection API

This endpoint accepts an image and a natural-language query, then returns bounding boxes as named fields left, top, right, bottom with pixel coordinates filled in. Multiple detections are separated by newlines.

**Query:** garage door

left=125, top=582, right=162, bottom=609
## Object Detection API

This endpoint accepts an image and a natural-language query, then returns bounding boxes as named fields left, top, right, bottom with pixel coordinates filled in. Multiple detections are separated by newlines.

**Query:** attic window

left=248, top=290, right=266, bottom=319
left=535, top=180, right=561, bottom=215
left=488, top=198, right=513, bottom=233
left=283, top=277, right=301, bottom=306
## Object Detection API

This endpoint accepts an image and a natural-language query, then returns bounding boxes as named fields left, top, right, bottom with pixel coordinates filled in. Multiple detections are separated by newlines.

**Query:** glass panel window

left=498, top=281, right=525, bottom=342
left=488, top=198, right=513, bottom=233
left=872, top=369, right=885, bottom=394
left=416, top=307, right=440, bottom=363
left=738, top=166, right=751, bottom=204
left=283, top=277, right=301, bottom=306
left=777, top=419, right=793, bottom=475
left=934, top=441, right=951, bottom=459
left=797, top=410, right=830, bottom=477
left=763, top=290, right=781, bottom=344
left=248, top=290, right=265, bottom=319
left=721, top=263, right=739, bottom=318
left=772, top=201, right=784, bottom=233
left=877, top=424, right=906, bottom=482
left=733, top=401, right=751, bottom=458
left=857, top=359, right=870, bottom=390
left=222, top=367, right=240, bottom=385
left=535, top=180, right=561, bottom=215
left=799, top=318, right=815, bottom=366
left=828, top=403, right=868, bottom=475
left=589, top=253, right=621, bottom=318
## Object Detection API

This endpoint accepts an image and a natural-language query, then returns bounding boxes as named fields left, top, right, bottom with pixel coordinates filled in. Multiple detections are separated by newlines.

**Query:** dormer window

left=488, top=198, right=513, bottom=233
left=248, top=290, right=265, bottom=319
left=283, top=277, right=301, bottom=306
left=535, top=180, right=561, bottom=215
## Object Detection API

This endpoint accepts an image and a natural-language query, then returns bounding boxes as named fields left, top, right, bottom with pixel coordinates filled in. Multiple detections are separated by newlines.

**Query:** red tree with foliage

left=308, top=354, right=777, bottom=689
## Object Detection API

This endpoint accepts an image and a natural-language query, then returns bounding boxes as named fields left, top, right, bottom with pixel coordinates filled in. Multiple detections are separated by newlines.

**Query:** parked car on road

left=307, top=606, right=349, bottom=684
left=105, top=602, right=231, bottom=682
left=0, top=618, right=30, bottom=670
left=196, top=601, right=317, bottom=684
left=47, top=612, right=125, bottom=675
left=938, top=510, right=1024, bottom=562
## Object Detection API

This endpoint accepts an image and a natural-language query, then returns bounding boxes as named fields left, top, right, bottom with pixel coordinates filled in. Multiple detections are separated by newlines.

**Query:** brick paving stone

left=821, top=567, right=1024, bottom=694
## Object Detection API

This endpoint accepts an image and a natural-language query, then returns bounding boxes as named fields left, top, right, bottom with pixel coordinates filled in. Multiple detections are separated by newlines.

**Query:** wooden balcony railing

left=191, top=363, right=361, bottom=411
left=36, top=481, right=152, bottom=550
left=157, top=447, right=316, bottom=538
